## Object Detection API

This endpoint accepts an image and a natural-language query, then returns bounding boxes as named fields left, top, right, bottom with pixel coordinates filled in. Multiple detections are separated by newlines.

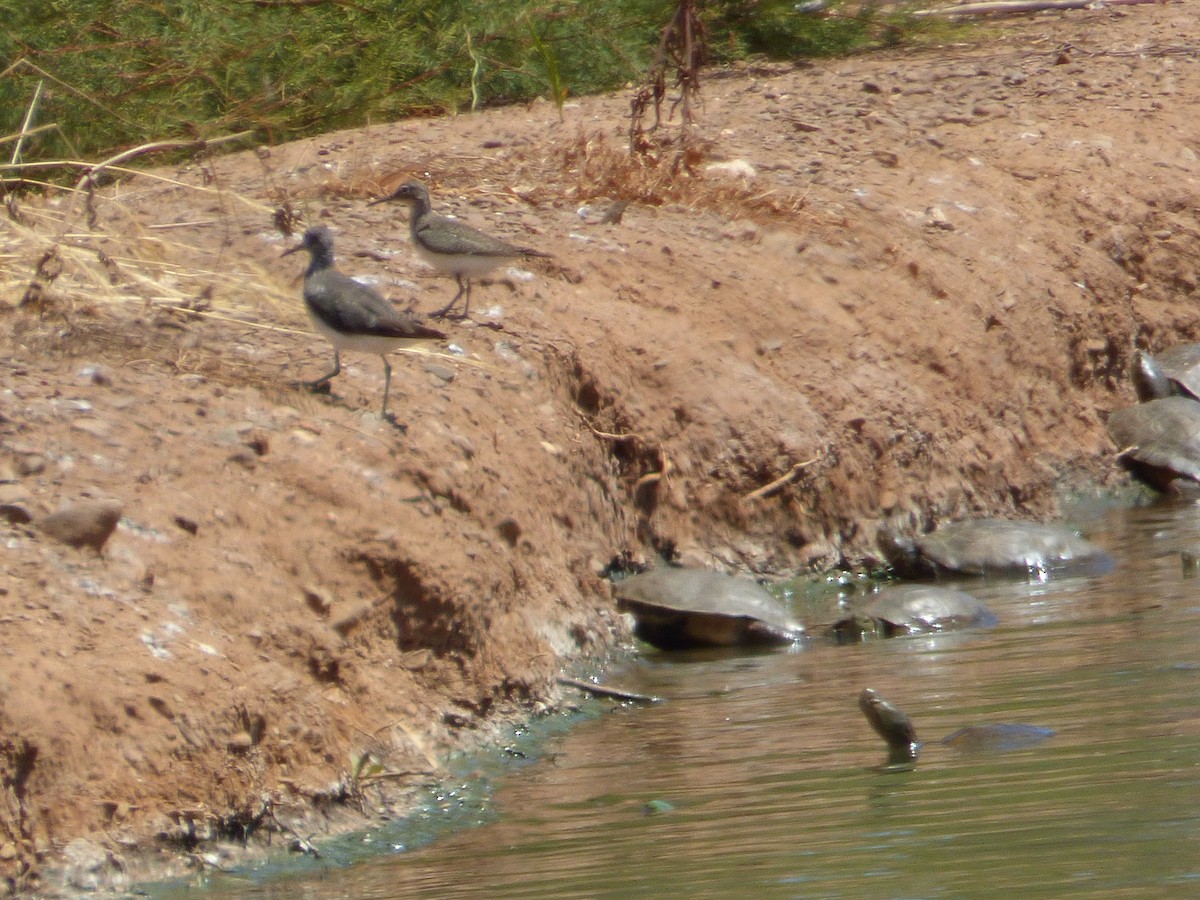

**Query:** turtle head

left=1132, top=350, right=1172, bottom=402
left=860, top=688, right=920, bottom=764
left=876, top=524, right=920, bottom=575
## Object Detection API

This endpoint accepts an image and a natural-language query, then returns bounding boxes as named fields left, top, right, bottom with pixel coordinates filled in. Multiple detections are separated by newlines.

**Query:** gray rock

left=61, top=837, right=128, bottom=893
left=36, top=499, right=123, bottom=552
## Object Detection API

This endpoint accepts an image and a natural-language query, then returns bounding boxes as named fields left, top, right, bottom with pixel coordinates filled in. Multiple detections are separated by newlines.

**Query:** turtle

left=858, top=688, right=1055, bottom=768
left=831, top=584, right=997, bottom=643
left=613, top=567, right=805, bottom=650
left=878, top=518, right=1113, bottom=581
left=1106, top=396, right=1200, bottom=492
left=1132, top=344, right=1200, bottom=402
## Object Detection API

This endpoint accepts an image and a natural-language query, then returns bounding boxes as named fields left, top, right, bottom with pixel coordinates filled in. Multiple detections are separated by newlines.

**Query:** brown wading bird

left=369, top=180, right=550, bottom=320
left=282, top=225, right=445, bottom=422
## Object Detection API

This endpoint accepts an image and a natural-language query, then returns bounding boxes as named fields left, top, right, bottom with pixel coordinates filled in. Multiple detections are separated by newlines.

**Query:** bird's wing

left=415, top=214, right=532, bottom=258
left=306, top=272, right=445, bottom=340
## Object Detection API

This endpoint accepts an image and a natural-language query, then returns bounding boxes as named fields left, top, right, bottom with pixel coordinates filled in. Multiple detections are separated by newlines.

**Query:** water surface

left=160, top=499, right=1200, bottom=897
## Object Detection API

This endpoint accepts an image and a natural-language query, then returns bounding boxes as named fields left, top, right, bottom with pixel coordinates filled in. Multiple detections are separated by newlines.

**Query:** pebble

left=15, top=454, right=45, bottom=477
left=0, top=504, right=32, bottom=525
left=925, top=207, right=955, bottom=231
left=227, top=731, right=255, bottom=752
left=62, top=838, right=128, bottom=893
left=424, top=363, right=456, bottom=384
left=36, top=499, right=124, bottom=552
left=705, top=159, right=758, bottom=179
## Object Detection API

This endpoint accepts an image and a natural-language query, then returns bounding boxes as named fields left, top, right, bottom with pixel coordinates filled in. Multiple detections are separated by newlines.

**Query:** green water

left=153, top=499, right=1200, bottom=898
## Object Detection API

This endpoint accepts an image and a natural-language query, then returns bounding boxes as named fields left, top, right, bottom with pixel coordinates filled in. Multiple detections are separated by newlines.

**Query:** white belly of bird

left=414, top=242, right=513, bottom=279
left=306, top=308, right=424, bottom=353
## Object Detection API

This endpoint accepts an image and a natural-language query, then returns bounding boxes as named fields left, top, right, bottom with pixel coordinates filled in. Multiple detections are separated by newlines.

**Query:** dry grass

left=1, top=144, right=331, bottom=395
left=0, top=140, right=481, bottom=394
left=557, top=130, right=815, bottom=227
left=3, top=190, right=291, bottom=317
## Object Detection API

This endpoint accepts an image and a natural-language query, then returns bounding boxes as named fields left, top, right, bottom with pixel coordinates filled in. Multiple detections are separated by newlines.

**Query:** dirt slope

left=1, top=3, right=1197, bottom=892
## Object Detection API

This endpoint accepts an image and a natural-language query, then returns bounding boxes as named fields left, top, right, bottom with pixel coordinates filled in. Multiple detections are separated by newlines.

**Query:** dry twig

left=741, top=454, right=822, bottom=503
left=557, top=677, right=660, bottom=704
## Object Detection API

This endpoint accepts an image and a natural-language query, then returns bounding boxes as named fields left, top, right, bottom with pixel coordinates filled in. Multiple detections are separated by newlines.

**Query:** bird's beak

left=367, top=194, right=391, bottom=207
left=281, top=243, right=302, bottom=257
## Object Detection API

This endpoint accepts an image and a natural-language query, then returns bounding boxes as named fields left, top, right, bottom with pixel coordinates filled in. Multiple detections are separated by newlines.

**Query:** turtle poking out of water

left=1106, top=396, right=1200, bottom=492
left=878, top=518, right=1113, bottom=581
left=614, top=567, right=805, bottom=651
left=832, top=585, right=997, bottom=642
left=858, top=688, right=1055, bottom=767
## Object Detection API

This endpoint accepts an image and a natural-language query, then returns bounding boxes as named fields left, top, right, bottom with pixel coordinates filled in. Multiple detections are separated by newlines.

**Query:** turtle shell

left=883, top=518, right=1113, bottom=580
left=1107, top=396, right=1200, bottom=492
left=614, top=567, right=804, bottom=650
left=860, top=688, right=1054, bottom=767
left=941, top=723, right=1055, bottom=753
left=1133, top=344, right=1200, bottom=402
left=834, top=584, right=996, bottom=641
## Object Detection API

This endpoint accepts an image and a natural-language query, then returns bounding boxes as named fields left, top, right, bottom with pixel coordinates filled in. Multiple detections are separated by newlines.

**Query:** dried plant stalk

left=628, top=0, right=707, bottom=165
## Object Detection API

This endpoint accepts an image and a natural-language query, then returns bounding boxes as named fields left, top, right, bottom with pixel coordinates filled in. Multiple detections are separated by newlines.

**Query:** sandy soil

left=1, top=3, right=1197, bottom=892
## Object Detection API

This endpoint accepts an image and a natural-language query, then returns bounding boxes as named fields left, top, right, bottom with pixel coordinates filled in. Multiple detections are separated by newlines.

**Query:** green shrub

left=1, top=1, right=929, bottom=168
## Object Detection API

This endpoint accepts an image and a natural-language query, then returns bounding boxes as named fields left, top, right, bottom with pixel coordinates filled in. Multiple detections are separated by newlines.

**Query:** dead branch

left=589, top=426, right=642, bottom=442
left=915, top=0, right=1158, bottom=17
left=556, top=677, right=660, bottom=704
left=741, top=454, right=822, bottom=503
left=11, top=80, right=44, bottom=166
left=629, top=0, right=707, bottom=159
left=72, top=132, right=252, bottom=195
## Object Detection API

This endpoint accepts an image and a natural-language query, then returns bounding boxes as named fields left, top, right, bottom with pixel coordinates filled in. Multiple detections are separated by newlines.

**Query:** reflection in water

left=154, top=500, right=1200, bottom=897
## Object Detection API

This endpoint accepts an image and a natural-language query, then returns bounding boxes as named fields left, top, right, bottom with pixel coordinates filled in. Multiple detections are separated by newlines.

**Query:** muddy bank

left=1, top=4, right=1197, bottom=892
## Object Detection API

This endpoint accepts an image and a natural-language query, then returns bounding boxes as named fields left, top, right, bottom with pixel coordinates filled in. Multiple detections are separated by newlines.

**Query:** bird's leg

left=379, top=355, right=407, bottom=431
left=431, top=275, right=468, bottom=320
left=380, top=355, right=392, bottom=418
left=460, top=277, right=472, bottom=320
left=306, top=350, right=341, bottom=391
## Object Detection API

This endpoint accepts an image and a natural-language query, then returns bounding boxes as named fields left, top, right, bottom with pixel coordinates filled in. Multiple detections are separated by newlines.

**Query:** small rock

left=705, top=159, right=757, bottom=179
left=0, top=503, right=32, bottom=525
left=227, top=731, right=255, bottom=753
left=15, top=454, right=46, bottom=477
left=62, top=838, right=127, bottom=893
left=1182, top=549, right=1200, bottom=579
left=721, top=220, right=760, bottom=242
left=925, top=207, right=955, bottom=231
left=72, top=419, right=111, bottom=439
left=36, top=499, right=123, bottom=552
left=330, top=601, right=373, bottom=637
left=401, top=648, right=433, bottom=670
left=497, top=518, right=522, bottom=547
left=173, top=515, right=199, bottom=535
left=77, top=364, right=111, bottom=386
left=244, top=430, right=270, bottom=457
left=303, top=585, right=333, bottom=617
left=227, top=449, right=258, bottom=470
left=424, top=363, right=456, bottom=383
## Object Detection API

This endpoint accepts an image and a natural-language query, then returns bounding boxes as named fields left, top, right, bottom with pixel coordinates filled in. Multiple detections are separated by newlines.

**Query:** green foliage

left=1, top=0, right=936, bottom=168
left=704, top=1, right=915, bottom=61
